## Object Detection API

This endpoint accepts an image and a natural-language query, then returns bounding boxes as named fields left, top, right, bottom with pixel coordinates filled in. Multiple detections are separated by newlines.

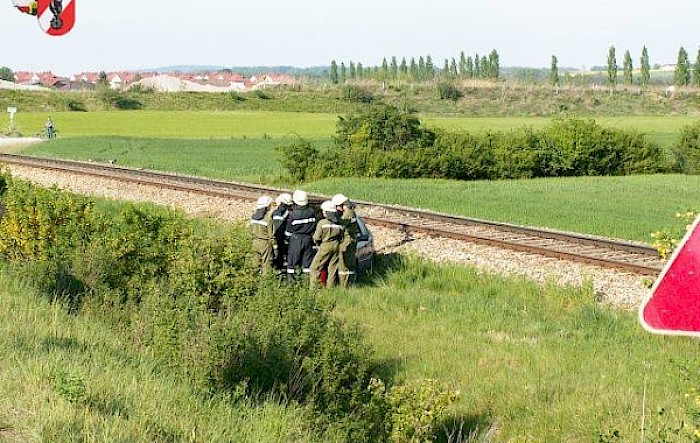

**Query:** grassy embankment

left=3, top=82, right=700, bottom=116
left=0, top=265, right=330, bottom=443
left=335, top=257, right=700, bottom=442
left=2, top=240, right=699, bottom=441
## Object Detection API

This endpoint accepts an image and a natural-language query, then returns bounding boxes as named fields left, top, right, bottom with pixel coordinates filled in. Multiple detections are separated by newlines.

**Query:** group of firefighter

left=248, top=190, right=360, bottom=288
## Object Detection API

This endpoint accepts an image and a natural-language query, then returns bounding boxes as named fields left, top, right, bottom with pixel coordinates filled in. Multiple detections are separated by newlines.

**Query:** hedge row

left=0, top=174, right=457, bottom=442
left=279, top=108, right=671, bottom=181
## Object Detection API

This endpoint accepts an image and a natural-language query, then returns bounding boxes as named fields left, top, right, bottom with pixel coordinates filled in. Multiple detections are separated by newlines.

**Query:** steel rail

left=0, top=153, right=663, bottom=275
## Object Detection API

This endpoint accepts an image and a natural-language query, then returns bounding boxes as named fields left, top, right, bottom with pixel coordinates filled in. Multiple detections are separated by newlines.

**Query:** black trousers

left=274, top=237, right=288, bottom=270
left=287, top=235, right=314, bottom=273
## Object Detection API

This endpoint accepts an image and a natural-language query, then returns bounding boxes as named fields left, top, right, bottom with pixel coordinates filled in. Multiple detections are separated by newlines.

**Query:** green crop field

left=3, top=111, right=695, bottom=148
left=307, top=174, right=700, bottom=243
left=24, top=136, right=302, bottom=183
left=3, top=111, right=338, bottom=139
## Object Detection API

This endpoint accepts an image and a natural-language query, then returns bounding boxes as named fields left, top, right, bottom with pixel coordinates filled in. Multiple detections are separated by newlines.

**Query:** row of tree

left=329, top=50, right=501, bottom=84
left=550, top=46, right=700, bottom=87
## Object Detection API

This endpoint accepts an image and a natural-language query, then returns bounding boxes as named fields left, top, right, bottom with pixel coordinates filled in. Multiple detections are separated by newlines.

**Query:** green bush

left=66, top=99, right=87, bottom=112
left=386, top=379, right=459, bottom=443
left=0, top=177, right=94, bottom=262
left=277, top=137, right=320, bottom=181
left=672, top=120, right=700, bottom=174
left=334, top=105, right=434, bottom=152
left=293, top=113, right=669, bottom=182
left=341, top=85, right=375, bottom=103
left=436, top=83, right=463, bottom=101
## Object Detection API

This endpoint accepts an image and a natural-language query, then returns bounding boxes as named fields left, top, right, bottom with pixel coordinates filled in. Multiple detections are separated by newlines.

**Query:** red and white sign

left=37, top=0, right=74, bottom=36
left=640, top=216, right=700, bottom=337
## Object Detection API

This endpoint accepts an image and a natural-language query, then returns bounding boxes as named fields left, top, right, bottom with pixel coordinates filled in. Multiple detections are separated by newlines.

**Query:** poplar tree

left=480, top=55, right=489, bottom=78
left=381, top=58, right=389, bottom=80
left=400, top=57, right=408, bottom=77
left=448, top=58, right=456, bottom=78
left=640, top=46, right=651, bottom=86
left=357, top=62, right=364, bottom=79
left=622, top=50, right=633, bottom=86
left=694, top=49, right=700, bottom=86
left=488, top=49, right=500, bottom=79
left=674, top=47, right=690, bottom=86
left=474, top=53, right=481, bottom=77
left=340, top=63, right=346, bottom=83
left=550, top=55, right=560, bottom=86
left=418, top=56, right=426, bottom=80
left=390, top=56, right=398, bottom=79
left=441, top=59, right=450, bottom=78
left=459, top=51, right=467, bottom=77
left=329, top=60, right=339, bottom=84
left=607, top=46, right=617, bottom=87
left=349, top=61, right=356, bottom=79
left=409, top=57, right=417, bottom=80
left=466, top=56, right=474, bottom=78
left=425, top=55, right=435, bottom=79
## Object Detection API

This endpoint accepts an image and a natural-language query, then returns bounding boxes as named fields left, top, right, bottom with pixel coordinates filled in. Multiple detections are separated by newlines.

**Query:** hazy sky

left=2, top=0, right=699, bottom=75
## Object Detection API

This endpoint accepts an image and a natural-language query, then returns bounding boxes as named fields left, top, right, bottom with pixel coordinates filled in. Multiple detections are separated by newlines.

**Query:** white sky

left=1, top=0, right=699, bottom=75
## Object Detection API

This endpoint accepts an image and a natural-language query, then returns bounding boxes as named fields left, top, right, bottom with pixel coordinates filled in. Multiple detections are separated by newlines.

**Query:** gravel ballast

left=6, top=164, right=651, bottom=310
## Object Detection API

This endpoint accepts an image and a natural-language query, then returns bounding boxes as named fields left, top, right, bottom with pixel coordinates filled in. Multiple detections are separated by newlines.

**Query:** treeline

left=549, top=45, right=700, bottom=87
left=279, top=106, right=678, bottom=182
left=329, top=50, right=500, bottom=84
left=0, top=175, right=458, bottom=442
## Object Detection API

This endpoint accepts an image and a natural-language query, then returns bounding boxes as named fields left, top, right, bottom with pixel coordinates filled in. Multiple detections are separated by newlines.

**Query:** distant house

left=109, top=74, right=123, bottom=90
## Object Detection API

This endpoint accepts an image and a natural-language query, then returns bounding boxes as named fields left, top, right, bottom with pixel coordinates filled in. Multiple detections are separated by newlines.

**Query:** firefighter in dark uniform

left=285, top=190, right=318, bottom=276
left=272, top=193, right=292, bottom=271
left=333, top=193, right=359, bottom=288
left=310, top=201, right=345, bottom=288
left=248, top=196, right=275, bottom=274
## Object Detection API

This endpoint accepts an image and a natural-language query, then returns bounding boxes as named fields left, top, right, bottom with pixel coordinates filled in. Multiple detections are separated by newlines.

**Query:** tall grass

left=0, top=264, right=337, bottom=442
left=336, top=256, right=700, bottom=442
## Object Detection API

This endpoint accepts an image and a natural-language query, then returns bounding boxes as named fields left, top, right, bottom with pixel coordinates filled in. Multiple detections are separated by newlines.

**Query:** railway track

left=0, top=153, right=664, bottom=276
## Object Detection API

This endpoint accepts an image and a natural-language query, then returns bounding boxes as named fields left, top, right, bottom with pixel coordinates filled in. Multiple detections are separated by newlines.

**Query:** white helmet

left=321, top=201, right=336, bottom=213
left=292, top=190, right=308, bottom=206
left=331, top=193, right=349, bottom=207
left=276, top=193, right=292, bottom=205
left=256, top=195, right=273, bottom=209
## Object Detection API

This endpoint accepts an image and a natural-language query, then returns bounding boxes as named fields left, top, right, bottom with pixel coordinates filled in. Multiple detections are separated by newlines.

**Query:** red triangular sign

left=640, top=216, right=700, bottom=337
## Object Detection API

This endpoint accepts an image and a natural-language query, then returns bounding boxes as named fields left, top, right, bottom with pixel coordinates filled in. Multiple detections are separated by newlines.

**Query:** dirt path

left=0, top=137, right=42, bottom=153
